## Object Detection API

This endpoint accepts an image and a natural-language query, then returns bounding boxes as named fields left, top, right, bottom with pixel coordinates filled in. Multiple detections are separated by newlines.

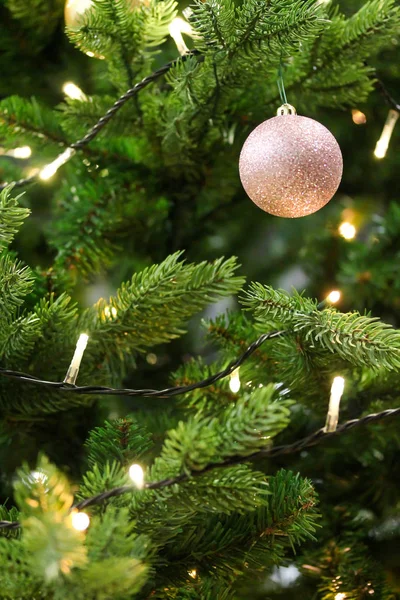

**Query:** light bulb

left=188, top=569, right=197, bottom=578
left=71, top=511, right=90, bottom=531
left=10, top=146, right=32, bottom=159
left=229, top=368, right=241, bottom=393
left=325, top=376, right=345, bottom=433
left=338, top=222, right=356, bottom=240
left=351, top=109, right=366, bottom=125
left=63, top=81, right=85, bottom=101
left=39, top=148, right=76, bottom=180
left=63, top=333, right=89, bottom=385
left=129, top=464, right=144, bottom=489
left=335, top=594, right=346, bottom=600
left=374, top=109, right=399, bottom=159
left=326, top=290, right=341, bottom=304
left=168, top=17, right=196, bottom=55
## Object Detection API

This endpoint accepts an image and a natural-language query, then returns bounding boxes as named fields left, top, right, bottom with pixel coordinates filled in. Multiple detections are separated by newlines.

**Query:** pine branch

left=0, top=255, right=34, bottom=317
left=85, top=252, right=245, bottom=357
left=85, top=417, right=153, bottom=468
left=0, top=186, right=30, bottom=249
left=152, top=384, right=291, bottom=478
left=241, top=284, right=317, bottom=322
left=242, top=284, right=400, bottom=370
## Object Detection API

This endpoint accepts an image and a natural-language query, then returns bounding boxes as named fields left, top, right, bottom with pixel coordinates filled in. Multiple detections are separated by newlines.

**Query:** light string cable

left=1, top=404, right=400, bottom=531
left=0, top=50, right=202, bottom=192
left=0, top=330, right=285, bottom=398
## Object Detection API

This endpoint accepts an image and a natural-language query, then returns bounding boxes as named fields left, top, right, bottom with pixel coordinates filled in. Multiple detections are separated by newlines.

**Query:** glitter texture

left=239, top=114, right=343, bottom=218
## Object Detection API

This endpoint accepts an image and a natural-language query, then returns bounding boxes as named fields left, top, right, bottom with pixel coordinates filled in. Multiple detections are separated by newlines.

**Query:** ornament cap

left=277, top=103, right=297, bottom=116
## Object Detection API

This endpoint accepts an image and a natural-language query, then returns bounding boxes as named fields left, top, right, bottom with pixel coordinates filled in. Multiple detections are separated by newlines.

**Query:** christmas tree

left=1, top=0, right=400, bottom=597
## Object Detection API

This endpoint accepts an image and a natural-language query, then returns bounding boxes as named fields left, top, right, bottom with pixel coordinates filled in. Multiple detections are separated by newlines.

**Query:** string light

left=374, top=109, right=399, bottom=159
left=64, top=333, right=89, bottom=385
left=335, top=594, right=346, bottom=600
left=146, top=352, right=157, bottom=365
left=338, top=221, right=356, bottom=240
left=229, top=367, right=241, bottom=393
left=9, top=146, right=32, bottom=159
left=168, top=17, right=195, bottom=55
left=39, top=148, right=76, bottom=180
left=188, top=569, right=197, bottom=578
left=62, top=81, right=85, bottom=101
left=351, top=109, right=367, bottom=125
left=326, top=290, right=341, bottom=304
left=325, top=376, right=345, bottom=433
left=129, top=464, right=144, bottom=489
left=71, top=511, right=90, bottom=531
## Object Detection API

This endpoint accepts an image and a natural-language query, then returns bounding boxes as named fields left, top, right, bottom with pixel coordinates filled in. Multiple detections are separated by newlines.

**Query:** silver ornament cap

left=239, top=107, right=343, bottom=218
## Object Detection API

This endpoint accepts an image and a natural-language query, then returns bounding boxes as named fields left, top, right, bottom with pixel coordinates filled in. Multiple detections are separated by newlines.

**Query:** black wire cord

left=0, top=330, right=284, bottom=398
left=1, top=405, right=399, bottom=531
left=0, top=51, right=201, bottom=192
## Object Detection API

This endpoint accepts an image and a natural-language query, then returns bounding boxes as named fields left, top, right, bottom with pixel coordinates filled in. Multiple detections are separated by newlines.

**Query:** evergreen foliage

left=0, top=0, right=399, bottom=597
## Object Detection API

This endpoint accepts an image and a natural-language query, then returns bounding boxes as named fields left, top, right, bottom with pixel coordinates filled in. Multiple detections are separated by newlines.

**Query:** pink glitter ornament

left=239, top=104, right=343, bottom=218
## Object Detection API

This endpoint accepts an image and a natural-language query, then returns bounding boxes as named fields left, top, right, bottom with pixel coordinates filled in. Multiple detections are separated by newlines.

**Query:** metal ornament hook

left=276, top=103, right=297, bottom=116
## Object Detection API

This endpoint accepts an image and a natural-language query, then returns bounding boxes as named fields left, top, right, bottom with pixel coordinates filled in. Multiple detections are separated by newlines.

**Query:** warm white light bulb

left=39, top=148, right=76, bottom=180
left=338, top=222, right=356, bottom=240
left=335, top=594, right=347, bottom=600
left=129, top=464, right=144, bottom=489
left=326, top=290, right=341, bottom=304
left=374, top=109, right=399, bottom=159
left=169, top=17, right=194, bottom=55
left=64, top=333, right=89, bottom=385
left=229, top=368, right=241, bottom=393
left=11, top=146, right=32, bottom=159
left=71, top=511, right=90, bottom=531
left=188, top=569, right=197, bottom=579
left=326, top=290, right=341, bottom=303
left=325, top=376, right=345, bottom=433
left=40, top=164, right=57, bottom=181
left=63, top=81, right=85, bottom=100
left=351, top=109, right=366, bottom=125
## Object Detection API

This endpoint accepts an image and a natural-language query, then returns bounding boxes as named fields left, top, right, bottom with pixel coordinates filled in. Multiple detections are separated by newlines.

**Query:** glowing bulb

left=335, top=594, right=346, bottom=600
left=229, top=368, right=241, bottom=393
left=338, top=222, right=356, bottom=240
left=146, top=352, right=157, bottom=365
left=39, top=148, right=76, bottom=180
left=188, top=569, right=197, bottom=578
left=71, top=511, right=90, bottom=531
left=374, top=109, right=399, bottom=159
left=63, top=81, right=85, bottom=100
left=351, top=109, right=367, bottom=125
left=10, top=146, right=32, bottom=159
left=129, top=464, right=144, bottom=489
left=325, top=376, right=345, bottom=433
left=169, top=17, right=196, bottom=55
left=326, top=290, right=341, bottom=304
left=64, top=333, right=89, bottom=385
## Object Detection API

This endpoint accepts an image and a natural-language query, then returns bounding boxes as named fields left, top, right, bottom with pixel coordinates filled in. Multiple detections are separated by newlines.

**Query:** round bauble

left=239, top=105, right=343, bottom=218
